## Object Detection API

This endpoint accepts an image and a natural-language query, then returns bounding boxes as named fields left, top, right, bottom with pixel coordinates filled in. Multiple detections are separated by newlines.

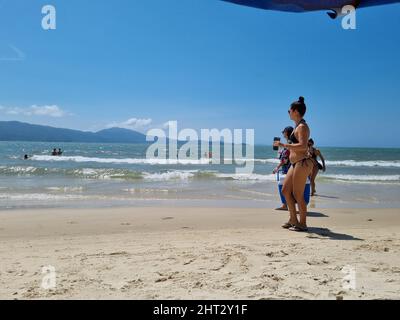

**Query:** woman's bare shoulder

left=297, top=123, right=310, bottom=133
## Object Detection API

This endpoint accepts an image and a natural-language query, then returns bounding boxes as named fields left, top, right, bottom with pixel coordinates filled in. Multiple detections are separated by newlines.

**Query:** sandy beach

left=0, top=206, right=399, bottom=300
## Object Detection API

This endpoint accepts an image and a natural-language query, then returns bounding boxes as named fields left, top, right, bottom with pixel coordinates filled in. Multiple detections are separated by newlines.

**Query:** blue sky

left=0, top=0, right=399, bottom=147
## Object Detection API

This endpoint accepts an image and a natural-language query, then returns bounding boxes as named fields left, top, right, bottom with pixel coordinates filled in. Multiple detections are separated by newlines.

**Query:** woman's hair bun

left=291, top=96, right=307, bottom=116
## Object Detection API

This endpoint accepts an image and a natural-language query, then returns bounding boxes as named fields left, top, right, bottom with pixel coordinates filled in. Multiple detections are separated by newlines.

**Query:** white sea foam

left=143, top=170, right=198, bottom=181
left=29, top=155, right=400, bottom=168
left=31, top=155, right=212, bottom=165
left=0, top=166, right=42, bottom=174
left=142, top=171, right=277, bottom=182
left=122, top=188, right=171, bottom=194
left=215, top=173, right=277, bottom=181
left=253, top=159, right=400, bottom=168
left=80, top=168, right=98, bottom=176
left=325, top=160, right=400, bottom=168
left=253, top=159, right=280, bottom=164
left=321, top=174, right=400, bottom=182
left=46, top=186, right=84, bottom=192
left=0, top=193, right=89, bottom=201
left=77, top=168, right=138, bottom=180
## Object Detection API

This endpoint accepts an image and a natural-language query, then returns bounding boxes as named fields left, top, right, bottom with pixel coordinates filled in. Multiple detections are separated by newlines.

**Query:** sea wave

left=324, top=160, right=400, bottom=168
left=215, top=173, right=277, bottom=181
left=46, top=186, right=84, bottom=192
left=0, top=166, right=44, bottom=174
left=254, top=159, right=400, bottom=168
left=143, top=170, right=198, bottom=181
left=258, top=159, right=400, bottom=168
left=0, top=193, right=90, bottom=201
left=27, top=155, right=400, bottom=168
left=1, top=164, right=399, bottom=184
left=0, top=165, right=276, bottom=182
left=321, top=174, right=400, bottom=182
left=142, top=171, right=277, bottom=182
left=30, top=155, right=212, bottom=165
left=30, top=155, right=273, bottom=165
left=0, top=166, right=144, bottom=180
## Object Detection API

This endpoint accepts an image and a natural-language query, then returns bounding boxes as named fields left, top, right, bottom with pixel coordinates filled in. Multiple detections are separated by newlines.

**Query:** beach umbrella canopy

left=220, top=0, right=400, bottom=18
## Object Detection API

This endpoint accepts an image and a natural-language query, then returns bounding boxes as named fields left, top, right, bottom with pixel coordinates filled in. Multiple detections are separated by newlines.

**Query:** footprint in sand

left=356, top=243, right=392, bottom=253
left=183, top=258, right=195, bottom=266
left=307, top=259, right=329, bottom=266
left=155, top=271, right=179, bottom=283
left=211, top=250, right=249, bottom=272
left=391, top=267, right=400, bottom=273
left=120, top=279, right=144, bottom=291
left=108, top=251, right=129, bottom=256
left=266, top=250, right=289, bottom=258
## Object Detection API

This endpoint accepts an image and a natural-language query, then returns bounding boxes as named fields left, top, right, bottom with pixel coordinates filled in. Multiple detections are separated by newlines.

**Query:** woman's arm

left=318, top=150, right=326, bottom=171
left=273, top=162, right=283, bottom=174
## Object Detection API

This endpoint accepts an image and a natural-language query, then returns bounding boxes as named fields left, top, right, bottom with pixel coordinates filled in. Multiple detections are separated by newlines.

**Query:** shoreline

left=2, top=178, right=400, bottom=211
left=1, top=206, right=399, bottom=299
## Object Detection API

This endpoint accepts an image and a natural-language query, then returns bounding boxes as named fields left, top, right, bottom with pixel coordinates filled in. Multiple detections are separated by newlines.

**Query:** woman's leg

left=310, top=165, right=319, bottom=196
left=281, top=166, right=298, bottom=225
left=292, top=160, right=313, bottom=226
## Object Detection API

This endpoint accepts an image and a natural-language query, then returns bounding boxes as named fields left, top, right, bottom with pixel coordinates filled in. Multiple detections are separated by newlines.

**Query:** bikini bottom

left=292, top=158, right=314, bottom=169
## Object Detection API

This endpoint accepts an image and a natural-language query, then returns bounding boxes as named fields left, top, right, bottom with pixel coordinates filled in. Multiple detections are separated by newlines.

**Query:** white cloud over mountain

left=0, top=105, right=67, bottom=118
left=107, top=118, right=153, bottom=131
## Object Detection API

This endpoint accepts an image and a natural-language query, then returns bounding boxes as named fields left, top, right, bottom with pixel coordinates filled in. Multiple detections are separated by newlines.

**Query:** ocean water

left=1, top=141, right=400, bottom=209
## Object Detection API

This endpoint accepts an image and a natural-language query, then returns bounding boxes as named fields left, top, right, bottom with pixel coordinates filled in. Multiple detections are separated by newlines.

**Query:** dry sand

left=0, top=206, right=399, bottom=300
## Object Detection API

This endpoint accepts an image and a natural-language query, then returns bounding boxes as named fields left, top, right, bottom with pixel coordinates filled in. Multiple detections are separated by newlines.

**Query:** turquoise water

left=0, top=142, right=399, bottom=209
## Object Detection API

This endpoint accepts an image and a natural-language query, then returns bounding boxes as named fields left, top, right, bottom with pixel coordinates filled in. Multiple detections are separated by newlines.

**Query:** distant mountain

left=96, top=127, right=148, bottom=143
left=0, top=121, right=148, bottom=143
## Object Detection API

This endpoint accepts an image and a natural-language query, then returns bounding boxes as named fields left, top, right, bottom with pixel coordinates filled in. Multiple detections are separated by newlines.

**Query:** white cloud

left=107, top=118, right=153, bottom=131
left=30, top=105, right=66, bottom=117
left=0, top=105, right=68, bottom=118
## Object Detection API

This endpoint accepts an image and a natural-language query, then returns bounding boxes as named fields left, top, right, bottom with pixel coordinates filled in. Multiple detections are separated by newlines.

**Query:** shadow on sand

left=313, top=194, right=340, bottom=199
left=307, top=211, right=329, bottom=218
left=306, top=227, right=363, bottom=241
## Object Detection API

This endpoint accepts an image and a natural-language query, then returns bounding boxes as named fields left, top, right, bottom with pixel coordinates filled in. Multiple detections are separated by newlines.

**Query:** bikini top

left=289, top=119, right=314, bottom=164
left=289, top=119, right=307, bottom=144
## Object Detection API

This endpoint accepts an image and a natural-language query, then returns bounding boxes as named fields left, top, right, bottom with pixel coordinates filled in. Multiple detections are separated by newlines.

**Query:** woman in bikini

left=273, top=96, right=313, bottom=232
